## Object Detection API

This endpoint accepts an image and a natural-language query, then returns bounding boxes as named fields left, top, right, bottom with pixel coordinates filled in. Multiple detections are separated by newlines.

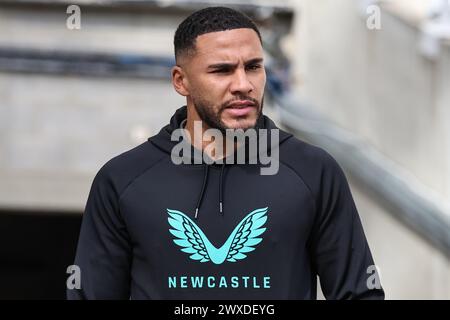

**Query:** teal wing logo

left=167, top=207, right=268, bottom=264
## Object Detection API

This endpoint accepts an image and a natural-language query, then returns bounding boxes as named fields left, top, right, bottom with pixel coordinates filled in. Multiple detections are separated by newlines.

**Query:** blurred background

left=0, top=0, right=449, bottom=299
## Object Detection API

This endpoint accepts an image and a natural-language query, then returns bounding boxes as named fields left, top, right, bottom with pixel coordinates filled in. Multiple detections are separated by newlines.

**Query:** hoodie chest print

left=167, top=207, right=268, bottom=264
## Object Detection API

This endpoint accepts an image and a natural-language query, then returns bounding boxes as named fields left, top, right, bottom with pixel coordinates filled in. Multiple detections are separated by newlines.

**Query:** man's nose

left=230, top=68, right=253, bottom=95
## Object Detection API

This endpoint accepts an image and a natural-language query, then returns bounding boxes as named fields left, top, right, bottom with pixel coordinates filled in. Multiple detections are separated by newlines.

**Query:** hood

left=148, top=105, right=292, bottom=219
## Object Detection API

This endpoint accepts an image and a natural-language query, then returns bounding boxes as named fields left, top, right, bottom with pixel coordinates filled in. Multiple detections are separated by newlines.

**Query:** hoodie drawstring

left=194, top=163, right=227, bottom=219
left=219, top=163, right=226, bottom=214
left=194, top=164, right=209, bottom=219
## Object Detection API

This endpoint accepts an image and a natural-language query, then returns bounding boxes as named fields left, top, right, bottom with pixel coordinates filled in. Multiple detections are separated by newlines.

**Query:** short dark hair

left=174, top=6, right=262, bottom=62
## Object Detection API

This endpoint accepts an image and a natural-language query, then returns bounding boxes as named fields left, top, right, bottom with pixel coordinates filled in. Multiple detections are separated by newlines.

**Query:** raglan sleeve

left=67, top=165, right=132, bottom=299
left=308, top=152, right=385, bottom=300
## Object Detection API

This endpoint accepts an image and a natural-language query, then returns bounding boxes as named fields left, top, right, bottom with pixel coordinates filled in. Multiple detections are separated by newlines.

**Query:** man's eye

left=246, top=64, right=261, bottom=71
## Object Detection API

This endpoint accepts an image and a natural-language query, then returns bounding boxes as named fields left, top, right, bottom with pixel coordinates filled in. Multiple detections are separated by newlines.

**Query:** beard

left=192, top=95, right=264, bottom=134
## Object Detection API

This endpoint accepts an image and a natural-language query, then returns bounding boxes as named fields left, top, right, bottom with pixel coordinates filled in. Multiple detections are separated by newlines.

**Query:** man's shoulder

left=94, top=141, right=166, bottom=192
left=279, top=135, right=347, bottom=190
left=280, top=135, right=339, bottom=169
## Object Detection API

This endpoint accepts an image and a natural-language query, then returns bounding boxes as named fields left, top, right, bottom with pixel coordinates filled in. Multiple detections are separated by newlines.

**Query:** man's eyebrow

left=244, top=58, right=264, bottom=65
left=207, top=58, right=264, bottom=69
left=207, top=62, right=237, bottom=70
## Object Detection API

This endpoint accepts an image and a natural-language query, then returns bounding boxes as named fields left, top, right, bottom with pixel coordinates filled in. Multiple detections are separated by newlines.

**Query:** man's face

left=178, top=28, right=266, bottom=132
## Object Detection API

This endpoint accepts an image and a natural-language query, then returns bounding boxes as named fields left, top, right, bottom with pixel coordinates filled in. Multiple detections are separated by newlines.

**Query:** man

left=68, top=7, right=384, bottom=300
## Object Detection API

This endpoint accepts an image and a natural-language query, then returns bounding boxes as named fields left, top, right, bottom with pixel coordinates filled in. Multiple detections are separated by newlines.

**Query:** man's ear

left=172, top=65, right=189, bottom=96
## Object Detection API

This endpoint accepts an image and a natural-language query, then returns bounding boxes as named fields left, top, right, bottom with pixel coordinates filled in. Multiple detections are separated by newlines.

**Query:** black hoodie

left=68, top=105, right=384, bottom=300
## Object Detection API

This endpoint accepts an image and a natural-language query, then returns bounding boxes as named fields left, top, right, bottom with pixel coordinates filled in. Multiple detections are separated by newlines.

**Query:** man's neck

left=183, top=116, right=237, bottom=161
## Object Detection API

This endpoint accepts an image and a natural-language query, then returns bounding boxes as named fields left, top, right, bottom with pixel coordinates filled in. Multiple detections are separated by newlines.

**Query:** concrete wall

left=0, top=5, right=185, bottom=210
left=288, top=0, right=450, bottom=299
left=0, top=73, right=184, bottom=210
left=0, top=5, right=181, bottom=55
left=351, top=176, right=450, bottom=299
left=290, top=0, right=450, bottom=200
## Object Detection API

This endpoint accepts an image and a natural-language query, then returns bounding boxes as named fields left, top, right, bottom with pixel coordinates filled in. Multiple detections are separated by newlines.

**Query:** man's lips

left=226, top=100, right=256, bottom=109
left=224, top=100, right=256, bottom=116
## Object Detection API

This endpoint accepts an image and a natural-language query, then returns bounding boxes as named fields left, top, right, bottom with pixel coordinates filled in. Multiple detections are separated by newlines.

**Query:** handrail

left=273, top=94, right=450, bottom=257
